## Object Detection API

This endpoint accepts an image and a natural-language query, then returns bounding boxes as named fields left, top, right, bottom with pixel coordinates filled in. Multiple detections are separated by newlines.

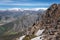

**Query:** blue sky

left=0, top=0, right=60, bottom=9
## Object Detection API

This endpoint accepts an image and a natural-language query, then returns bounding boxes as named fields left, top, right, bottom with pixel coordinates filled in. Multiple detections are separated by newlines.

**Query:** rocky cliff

left=23, top=4, right=60, bottom=40
left=41, top=4, right=60, bottom=40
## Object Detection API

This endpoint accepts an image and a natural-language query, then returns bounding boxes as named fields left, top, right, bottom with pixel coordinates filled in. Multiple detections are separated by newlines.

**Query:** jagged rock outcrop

left=26, top=4, right=60, bottom=40
left=39, top=4, right=60, bottom=40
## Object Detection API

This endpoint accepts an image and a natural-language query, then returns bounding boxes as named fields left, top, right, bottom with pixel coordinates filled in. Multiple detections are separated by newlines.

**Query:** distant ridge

left=0, top=8, right=47, bottom=11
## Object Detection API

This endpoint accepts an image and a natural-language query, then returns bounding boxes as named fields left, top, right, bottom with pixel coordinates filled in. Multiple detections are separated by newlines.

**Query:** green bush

left=23, top=35, right=36, bottom=40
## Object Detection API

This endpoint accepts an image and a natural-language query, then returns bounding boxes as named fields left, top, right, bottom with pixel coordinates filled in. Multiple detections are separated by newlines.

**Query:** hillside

left=0, top=4, right=60, bottom=40
left=0, top=9, right=45, bottom=40
left=41, top=4, right=60, bottom=40
left=22, top=4, right=60, bottom=40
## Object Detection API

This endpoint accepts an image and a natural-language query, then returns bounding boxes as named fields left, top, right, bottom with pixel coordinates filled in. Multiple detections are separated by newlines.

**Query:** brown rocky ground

left=41, top=4, right=60, bottom=40
left=26, top=4, right=60, bottom=40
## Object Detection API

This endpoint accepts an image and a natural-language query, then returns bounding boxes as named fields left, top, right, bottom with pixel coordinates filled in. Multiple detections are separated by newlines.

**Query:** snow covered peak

left=7, top=8, right=24, bottom=11
left=2, top=8, right=47, bottom=11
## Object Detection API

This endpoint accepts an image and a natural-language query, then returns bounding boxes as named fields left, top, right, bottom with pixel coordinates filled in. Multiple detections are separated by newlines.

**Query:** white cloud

left=1, top=8, right=47, bottom=11
left=23, top=8, right=47, bottom=10
left=0, top=0, right=51, bottom=6
left=0, top=3, right=51, bottom=6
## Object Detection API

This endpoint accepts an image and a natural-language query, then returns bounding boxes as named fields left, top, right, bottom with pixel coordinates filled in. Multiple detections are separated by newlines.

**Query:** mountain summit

left=39, top=4, right=60, bottom=40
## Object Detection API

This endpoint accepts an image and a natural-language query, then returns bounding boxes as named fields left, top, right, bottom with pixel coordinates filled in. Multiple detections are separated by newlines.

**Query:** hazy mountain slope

left=0, top=9, right=45, bottom=38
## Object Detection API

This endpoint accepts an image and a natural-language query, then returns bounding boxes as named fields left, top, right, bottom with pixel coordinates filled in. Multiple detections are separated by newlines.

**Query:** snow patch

left=18, top=29, right=44, bottom=40
left=31, top=36, right=43, bottom=40
left=18, top=35, right=26, bottom=40
left=35, top=29, right=44, bottom=36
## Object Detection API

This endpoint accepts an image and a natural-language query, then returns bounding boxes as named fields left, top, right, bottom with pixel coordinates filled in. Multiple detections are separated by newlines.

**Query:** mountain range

left=1, top=4, right=60, bottom=40
left=0, top=8, right=46, bottom=38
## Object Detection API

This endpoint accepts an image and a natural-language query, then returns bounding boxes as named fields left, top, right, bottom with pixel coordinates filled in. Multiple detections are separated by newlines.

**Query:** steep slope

left=22, top=4, right=60, bottom=40
left=40, top=4, right=60, bottom=40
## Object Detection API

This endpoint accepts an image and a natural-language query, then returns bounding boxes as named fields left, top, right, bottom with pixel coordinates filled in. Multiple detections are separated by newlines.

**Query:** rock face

left=26, top=4, right=60, bottom=40
left=40, top=4, right=60, bottom=40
